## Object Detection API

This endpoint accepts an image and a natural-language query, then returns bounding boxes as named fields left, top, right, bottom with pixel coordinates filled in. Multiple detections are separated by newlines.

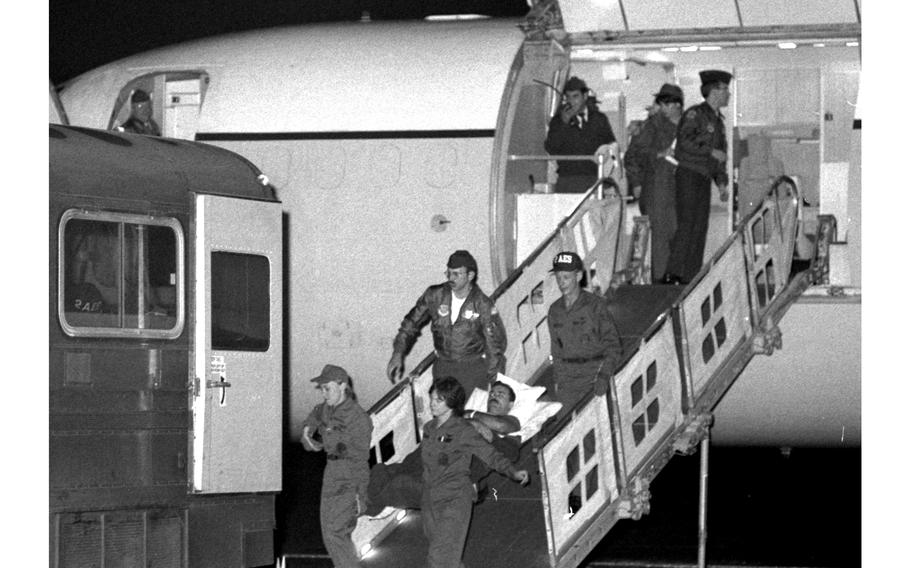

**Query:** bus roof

left=50, top=125, right=277, bottom=203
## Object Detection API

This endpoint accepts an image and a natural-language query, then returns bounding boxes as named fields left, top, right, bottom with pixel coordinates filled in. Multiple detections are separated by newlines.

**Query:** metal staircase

left=348, top=175, right=817, bottom=568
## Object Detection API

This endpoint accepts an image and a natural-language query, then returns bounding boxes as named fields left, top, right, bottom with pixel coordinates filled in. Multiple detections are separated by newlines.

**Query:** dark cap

left=131, top=89, right=151, bottom=103
left=699, top=70, right=733, bottom=86
left=654, top=83, right=684, bottom=103
left=311, top=364, right=350, bottom=385
left=447, top=250, right=477, bottom=273
left=563, top=76, right=589, bottom=94
left=551, top=251, right=584, bottom=272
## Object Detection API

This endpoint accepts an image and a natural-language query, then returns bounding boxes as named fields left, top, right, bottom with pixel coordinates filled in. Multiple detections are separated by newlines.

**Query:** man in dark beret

left=661, top=70, right=733, bottom=284
left=544, top=76, right=617, bottom=193
left=387, top=250, right=507, bottom=393
left=116, top=89, right=161, bottom=136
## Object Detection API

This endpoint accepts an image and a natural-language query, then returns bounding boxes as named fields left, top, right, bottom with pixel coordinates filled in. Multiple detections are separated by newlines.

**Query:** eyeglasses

left=445, top=269, right=468, bottom=278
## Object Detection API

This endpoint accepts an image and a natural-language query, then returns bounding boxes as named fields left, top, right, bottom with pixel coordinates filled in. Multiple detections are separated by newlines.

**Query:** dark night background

left=49, top=0, right=529, bottom=84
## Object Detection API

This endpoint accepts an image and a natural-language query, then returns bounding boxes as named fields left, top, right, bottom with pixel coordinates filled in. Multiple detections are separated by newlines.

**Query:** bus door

left=190, top=194, right=282, bottom=493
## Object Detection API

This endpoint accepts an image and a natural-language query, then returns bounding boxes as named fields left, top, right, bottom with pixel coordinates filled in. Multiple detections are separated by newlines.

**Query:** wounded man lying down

left=365, top=381, right=521, bottom=515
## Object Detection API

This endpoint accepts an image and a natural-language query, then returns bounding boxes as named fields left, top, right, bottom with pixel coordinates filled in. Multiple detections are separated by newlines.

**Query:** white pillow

left=465, top=373, right=546, bottom=430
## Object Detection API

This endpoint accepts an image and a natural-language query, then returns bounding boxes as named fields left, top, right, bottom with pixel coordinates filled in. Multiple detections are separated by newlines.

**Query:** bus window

left=59, top=211, right=184, bottom=338
left=211, top=252, right=270, bottom=351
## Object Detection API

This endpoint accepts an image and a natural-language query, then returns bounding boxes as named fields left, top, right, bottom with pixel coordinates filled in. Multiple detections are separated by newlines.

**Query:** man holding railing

left=386, top=250, right=507, bottom=393
left=547, top=252, right=623, bottom=412
left=544, top=76, right=617, bottom=193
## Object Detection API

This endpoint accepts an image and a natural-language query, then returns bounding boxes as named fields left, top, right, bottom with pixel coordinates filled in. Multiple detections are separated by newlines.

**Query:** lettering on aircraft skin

left=74, top=299, right=103, bottom=312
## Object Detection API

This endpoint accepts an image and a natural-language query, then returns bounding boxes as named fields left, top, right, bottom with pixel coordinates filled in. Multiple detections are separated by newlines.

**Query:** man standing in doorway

left=547, top=251, right=622, bottom=412
left=544, top=76, right=617, bottom=193
left=624, top=83, right=685, bottom=282
left=387, top=250, right=507, bottom=393
left=662, top=70, right=732, bottom=285
left=115, top=89, right=161, bottom=136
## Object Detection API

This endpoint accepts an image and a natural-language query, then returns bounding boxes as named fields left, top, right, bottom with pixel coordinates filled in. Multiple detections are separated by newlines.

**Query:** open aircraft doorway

left=109, top=71, right=210, bottom=140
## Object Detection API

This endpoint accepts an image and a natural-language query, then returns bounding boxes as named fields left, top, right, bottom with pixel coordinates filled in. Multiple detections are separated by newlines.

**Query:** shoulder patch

left=491, top=306, right=498, bottom=315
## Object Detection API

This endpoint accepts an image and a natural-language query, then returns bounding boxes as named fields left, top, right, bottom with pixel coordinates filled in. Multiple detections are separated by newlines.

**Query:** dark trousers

left=433, top=356, right=489, bottom=394
left=666, top=167, right=712, bottom=282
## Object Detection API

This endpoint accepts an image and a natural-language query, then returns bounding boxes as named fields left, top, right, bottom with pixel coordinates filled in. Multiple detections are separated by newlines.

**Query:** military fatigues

left=420, top=416, right=517, bottom=568
left=303, top=396, right=373, bottom=568
left=393, top=284, right=507, bottom=393
left=544, top=107, right=617, bottom=193
left=624, top=111, right=679, bottom=281
left=547, top=290, right=623, bottom=411
left=666, top=101, right=728, bottom=282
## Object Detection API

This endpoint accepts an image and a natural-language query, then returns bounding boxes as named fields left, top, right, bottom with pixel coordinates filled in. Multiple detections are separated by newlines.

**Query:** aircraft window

left=211, top=252, right=270, bottom=352
left=60, top=212, right=183, bottom=338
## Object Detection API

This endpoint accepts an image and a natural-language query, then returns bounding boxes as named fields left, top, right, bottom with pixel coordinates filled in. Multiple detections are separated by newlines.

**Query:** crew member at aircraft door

left=624, top=83, right=685, bottom=281
left=547, top=252, right=622, bottom=413
left=387, top=250, right=506, bottom=393
left=544, top=76, right=616, bottom=193
left=114, top=89, right=161, bottom=136
left=661, top=69, right=732, bottom=285
left=302, top=364, right=373, bottom=568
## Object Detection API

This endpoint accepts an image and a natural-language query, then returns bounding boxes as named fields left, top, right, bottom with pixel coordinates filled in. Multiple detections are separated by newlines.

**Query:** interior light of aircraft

left=661, top=47, right=680, bottom=52
left=778, top=42, right=798, bottom=49
left=680, top=45, right=698, bottom=52
left=813, top=43, right=827, bottom=47
left=846, top=41, right=859, bottom=46
left=424, top=14, right=489, bottom=21
left=699, top=46, right=722, bottom=51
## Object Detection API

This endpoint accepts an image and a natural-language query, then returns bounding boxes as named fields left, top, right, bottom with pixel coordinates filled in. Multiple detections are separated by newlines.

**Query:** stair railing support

left=697, top=431, right=710, bottom=568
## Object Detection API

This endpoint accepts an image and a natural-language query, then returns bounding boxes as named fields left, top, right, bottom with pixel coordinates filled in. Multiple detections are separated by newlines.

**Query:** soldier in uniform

left=624, top=83, right=685, bottom=281
left=661, top=70, right=733, bottom=284
left=421, top=377, right=529, bottom=568
left=115, top=89, right=161, bottom=136
left=302, top=364, right=373, bottom=568
left=387, top=250, right=507, bottom=393
left=544, top=76, right=617, bottom=193
left=547, top=252, right=623, bottom=412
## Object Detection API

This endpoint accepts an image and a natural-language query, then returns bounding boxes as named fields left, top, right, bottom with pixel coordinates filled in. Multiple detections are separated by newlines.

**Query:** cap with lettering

left=551, top=251, right=584, bottom=272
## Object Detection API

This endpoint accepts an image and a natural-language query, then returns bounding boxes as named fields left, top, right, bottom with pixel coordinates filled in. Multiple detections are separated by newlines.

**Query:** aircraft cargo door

left=190, top=194, right=282, bottom=493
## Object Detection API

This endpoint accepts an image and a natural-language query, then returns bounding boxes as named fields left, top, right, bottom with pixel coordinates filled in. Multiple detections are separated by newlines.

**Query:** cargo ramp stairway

left=318, top=176, right=817, bottom=568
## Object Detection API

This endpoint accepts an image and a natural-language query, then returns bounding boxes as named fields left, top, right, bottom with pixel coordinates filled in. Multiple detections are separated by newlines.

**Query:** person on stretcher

left=365, top=381, right=521, bottom=513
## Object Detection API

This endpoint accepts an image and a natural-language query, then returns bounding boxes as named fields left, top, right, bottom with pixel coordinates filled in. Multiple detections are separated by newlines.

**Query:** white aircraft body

left=55, top=0, right=861, bottom=448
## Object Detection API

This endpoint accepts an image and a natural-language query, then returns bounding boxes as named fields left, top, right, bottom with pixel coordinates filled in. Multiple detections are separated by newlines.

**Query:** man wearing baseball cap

left=301, top=364, right=373, bottom=568
left=662, top=69, right=733, bottom=284
left=547, top=251, right=622, bottom=411
left=624, top=83, right=685, bottom=281
left=387, top=250, right=507, bottom=393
